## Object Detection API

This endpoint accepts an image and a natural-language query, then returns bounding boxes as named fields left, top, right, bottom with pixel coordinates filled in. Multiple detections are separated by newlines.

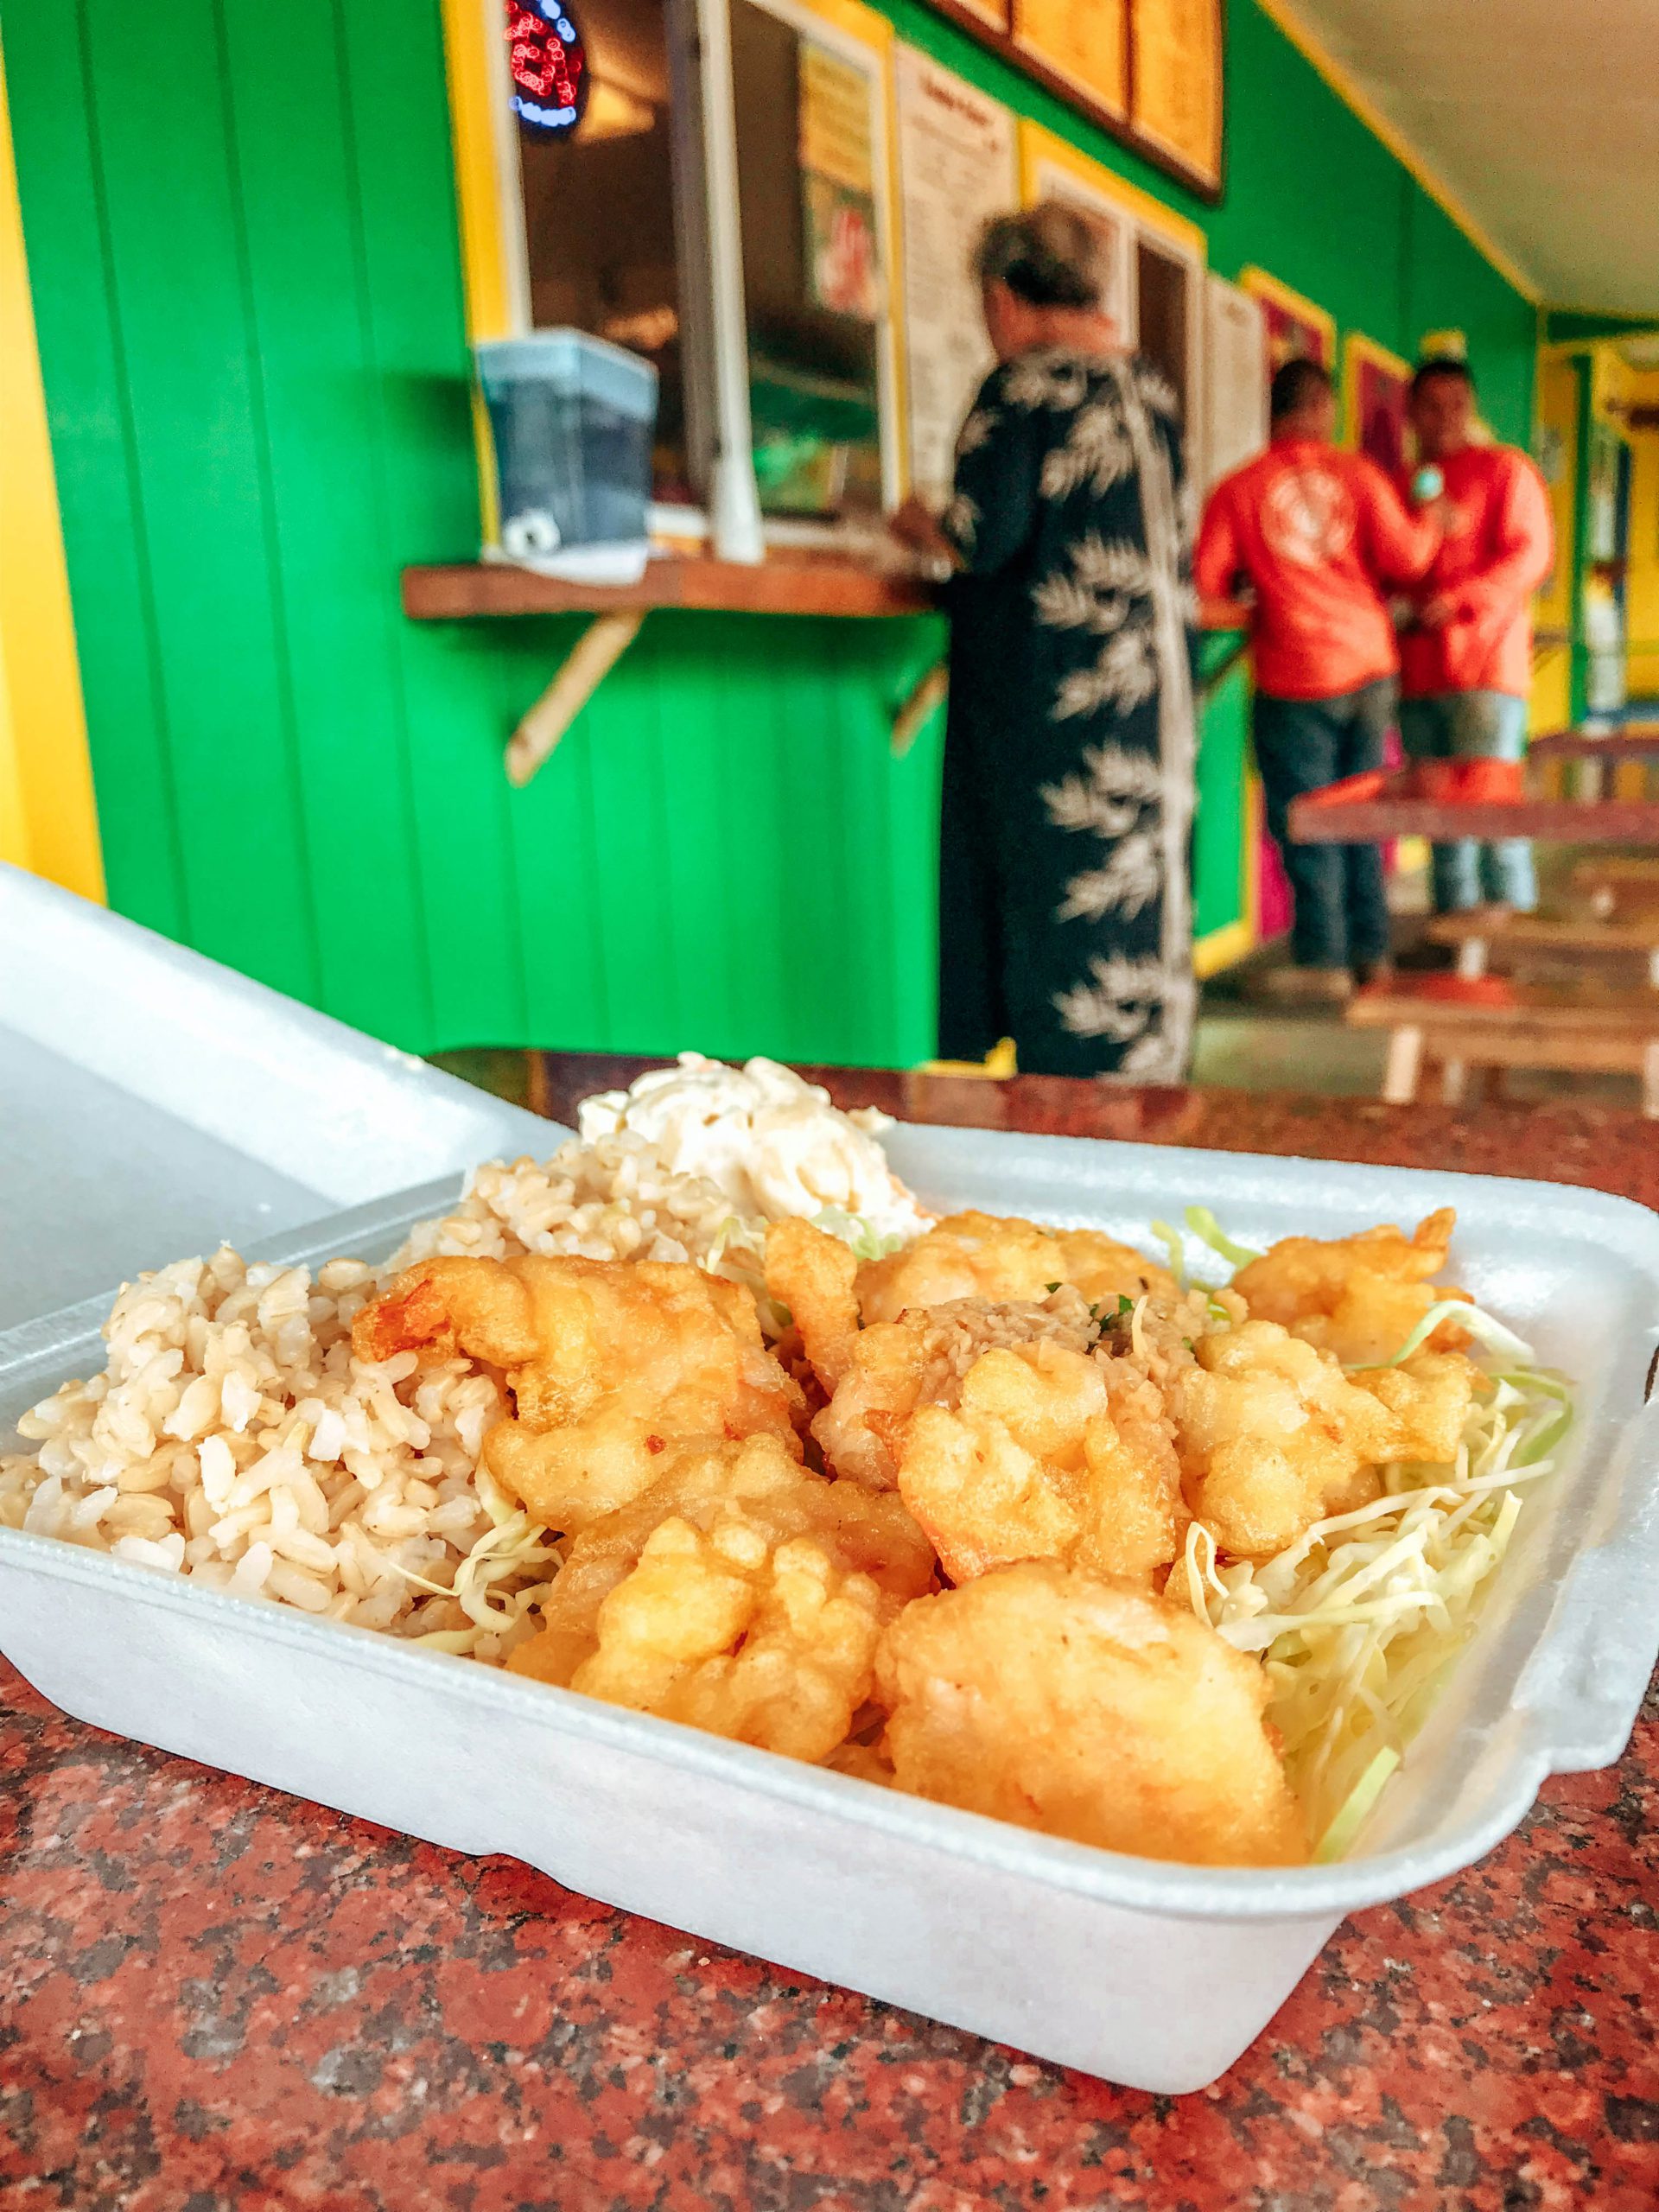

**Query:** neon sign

left=505, top=1, right=588, bottom=134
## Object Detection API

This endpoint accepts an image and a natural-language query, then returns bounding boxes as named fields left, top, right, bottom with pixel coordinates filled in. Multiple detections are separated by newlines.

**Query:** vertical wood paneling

left=502, top=620, right=611, bottom=1051
left=78, top=0, right=321, bottom=1000
left=1, top=0, right=187, bottom=941
left=218, top=0, right=434, bottom=1045
left=334, top=0, right=529, bottom=1050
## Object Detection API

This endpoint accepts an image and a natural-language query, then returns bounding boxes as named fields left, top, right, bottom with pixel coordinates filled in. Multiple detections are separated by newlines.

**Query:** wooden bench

left=1425, top=911, right=1659, bottom=986
left=1346, top=983, right=1659, bottom=1116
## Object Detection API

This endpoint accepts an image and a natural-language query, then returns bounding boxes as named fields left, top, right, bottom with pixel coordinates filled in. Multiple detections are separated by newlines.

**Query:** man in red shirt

left=1196, top=359, right=1441, bottom=999
left=1397, top=358, right=1554, bottom=913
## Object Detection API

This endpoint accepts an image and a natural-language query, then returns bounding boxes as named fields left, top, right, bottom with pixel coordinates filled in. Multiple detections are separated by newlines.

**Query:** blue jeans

left=1397, top=690, right=1536, bottom=912
left=1253, top=679, right=1395, bottom=969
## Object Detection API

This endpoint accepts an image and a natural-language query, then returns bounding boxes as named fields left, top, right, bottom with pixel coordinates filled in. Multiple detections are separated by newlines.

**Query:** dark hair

left=1410, top=355, right=1476, bottom=399
left=1269, top=358, right=1334, bottom=423
left=973, top=203, right=1113, bottom=311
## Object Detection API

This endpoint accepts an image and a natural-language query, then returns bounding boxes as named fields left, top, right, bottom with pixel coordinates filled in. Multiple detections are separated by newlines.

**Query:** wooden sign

left=925, top=0, right=1224, bottom=200
left=1131, top=0, right=1223, bottom=190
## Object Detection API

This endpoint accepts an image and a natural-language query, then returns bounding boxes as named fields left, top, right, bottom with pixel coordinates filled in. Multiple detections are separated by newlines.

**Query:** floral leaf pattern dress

left=937, top=348, right=1197, bottom=1079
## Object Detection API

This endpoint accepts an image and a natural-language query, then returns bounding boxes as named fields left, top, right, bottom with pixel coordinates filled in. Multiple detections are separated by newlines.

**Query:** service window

left=506, top=0, right=696, bottom=500
left=728, top=0, right=897, bottom=518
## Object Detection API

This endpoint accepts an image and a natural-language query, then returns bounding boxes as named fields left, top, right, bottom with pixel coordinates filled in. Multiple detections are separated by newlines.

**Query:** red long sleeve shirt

left=1195, top=440, right=1441, bottom=700
left=1394, top=446, right=1554, bottom=699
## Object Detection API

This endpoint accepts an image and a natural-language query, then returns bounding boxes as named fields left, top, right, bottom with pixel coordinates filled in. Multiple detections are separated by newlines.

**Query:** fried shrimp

left=509, top=1434, right=936, bottom=1762
left=1352, top=1351, right=1479, bottom=1464
left=893, top=1338, right=1186, bottom=1587
left=1230, top=1208, right=1471, bottom=1367
left=856, top=1211, right=1173, bottom=1325
left=874, top=1560, right=1306, bottom=1866
left=812, top=1287, right=1101, bottom=1491
left=1166, top=1319, right=1399, bottom=1560
left=352, top=1255, right=804, bottom=1531
left=764, top=1218, right=861, bottom=1395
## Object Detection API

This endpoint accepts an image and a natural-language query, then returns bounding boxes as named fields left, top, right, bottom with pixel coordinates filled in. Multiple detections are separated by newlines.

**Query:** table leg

left=1643, top=1039, right=1659, bottom=1121
left=1440, top=1058, right=1467, bottom=1105
left=1382, top=1024, right=1424, bottom=1103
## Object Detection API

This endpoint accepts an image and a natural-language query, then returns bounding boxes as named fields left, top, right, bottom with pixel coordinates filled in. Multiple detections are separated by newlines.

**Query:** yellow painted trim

left=1238, top=266, right=1337, bottom=362
left=1341, top=330, right=1411, bottom=450
left=1018, top=118, right=1205, bottom=258
left=1244, top=770, right=1264, bottom=943
left=0, top=40, right=104, bottom=902
left=791, top=0, right=894, bottom=49
left=440, top=0, right=516, bottom=339
left=1193, top=918, right=1252, bottom=979
left=1252, top=0, right=1541, bottom=304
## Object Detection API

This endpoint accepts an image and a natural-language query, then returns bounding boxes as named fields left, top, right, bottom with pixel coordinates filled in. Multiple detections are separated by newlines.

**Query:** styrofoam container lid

left=0, top=865, right=550, bottom=1325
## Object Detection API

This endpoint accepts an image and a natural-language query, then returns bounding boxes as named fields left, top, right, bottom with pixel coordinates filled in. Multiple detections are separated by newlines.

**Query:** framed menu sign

left=1130, top=0, right=1223, bottom=191
left=924, top=0, right=1224, bottom=199
left=1014, top=0, right=1128, bottom=121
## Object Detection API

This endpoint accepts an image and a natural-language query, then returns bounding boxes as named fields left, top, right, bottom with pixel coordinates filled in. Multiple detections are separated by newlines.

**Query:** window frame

left=446, top=0, right=906, bottom=548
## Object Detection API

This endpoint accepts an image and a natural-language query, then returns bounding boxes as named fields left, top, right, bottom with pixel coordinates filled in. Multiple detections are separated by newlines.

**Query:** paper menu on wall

left=1014, top=0, right=1128, bottom=120
left=800, top=41, right=881, bottom=321
left=894, top=48, right=1018, bottom=505
left=1130, top=0, right=1223, bottom=187
left=1202, top=273, right=1268, bottom=491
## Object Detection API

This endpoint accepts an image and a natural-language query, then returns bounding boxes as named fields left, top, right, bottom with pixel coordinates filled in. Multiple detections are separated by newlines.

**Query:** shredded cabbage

left=1180, top=1363, right=1569, bottom=1854
left=385, top=1469, right=563, bottom=1656
left=1184, top=1205, right=1262, bottom=1270
left=1347, top=1297, right=1535, bottom=1370
left=811, top=1207, right=909, bottom=1263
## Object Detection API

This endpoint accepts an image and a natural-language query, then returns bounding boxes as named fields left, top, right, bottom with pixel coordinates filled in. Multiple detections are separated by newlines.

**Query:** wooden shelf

left=401, top=556, right=941, bottom=622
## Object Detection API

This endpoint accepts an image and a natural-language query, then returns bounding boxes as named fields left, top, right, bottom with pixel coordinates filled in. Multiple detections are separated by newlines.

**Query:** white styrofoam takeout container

left=3, top=866, right=1659, bottom=2093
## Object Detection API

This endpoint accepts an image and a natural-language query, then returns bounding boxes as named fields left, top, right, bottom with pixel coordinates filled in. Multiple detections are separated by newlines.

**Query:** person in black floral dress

left=891, top=203, right=1197, bottom=1079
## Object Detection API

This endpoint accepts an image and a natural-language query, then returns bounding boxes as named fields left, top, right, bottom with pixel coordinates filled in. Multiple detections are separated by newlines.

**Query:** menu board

left=799, top=41, right=881, bottom=321
left=1202, top=273, right=1268, bottom=490
left=895, top=48, right=1019, bottom=504
left=925, top=0, right=1224, bottom=199
left=1014, top=0, right=1128, bottom=121
left=1130, top=0, right=1223, bottom=189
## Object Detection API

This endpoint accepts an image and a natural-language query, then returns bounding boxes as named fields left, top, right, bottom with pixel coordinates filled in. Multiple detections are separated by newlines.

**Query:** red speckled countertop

left=5, top=1059, right=1658, bottom=2209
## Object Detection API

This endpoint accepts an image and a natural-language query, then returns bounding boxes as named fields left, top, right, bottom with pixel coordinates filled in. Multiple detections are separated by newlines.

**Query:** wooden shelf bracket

left=504, top=610, right=646, bottom=787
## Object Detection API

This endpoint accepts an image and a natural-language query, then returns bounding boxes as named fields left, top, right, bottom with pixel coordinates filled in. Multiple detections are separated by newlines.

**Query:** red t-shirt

left=1394, top=446, right=1553, bottom=699
left=1195, top=441, right=1440, bottom=700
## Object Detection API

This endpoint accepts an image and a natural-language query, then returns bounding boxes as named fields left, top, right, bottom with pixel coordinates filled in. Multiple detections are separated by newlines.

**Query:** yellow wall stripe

left=0, top=35, right=104, bottom=901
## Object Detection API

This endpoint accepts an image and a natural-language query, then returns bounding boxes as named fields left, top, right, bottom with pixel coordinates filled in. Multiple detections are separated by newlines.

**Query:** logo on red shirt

left=1261, top=466, right=1356, bottom=568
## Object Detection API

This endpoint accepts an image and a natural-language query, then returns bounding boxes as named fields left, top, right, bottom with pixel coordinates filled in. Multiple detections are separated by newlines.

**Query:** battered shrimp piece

left=509, top=1434, right=936, bottom=1763
left=1167, top=1319, right=1398, bottom=1560
left=894, top=1338, right=1186, bottom=1587
left=765, top=1218, right=861, bottom=1395
left=813, top=1287, right=1101, bottom=1491
left=1352, top=1351, right=1478, bottom=1465
left=352, top=1255, right=804, bottom=1531
left=857, top=1211, right=1173, bottom=1325
left=874, top=1560, right=1306, bottom=1867
left=1231, top=1209, right=1471, bottom=1366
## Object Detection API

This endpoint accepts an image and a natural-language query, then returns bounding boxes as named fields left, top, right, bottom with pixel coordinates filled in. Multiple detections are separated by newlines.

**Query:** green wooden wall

left=6, top=0, right=1537, bottom=1064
